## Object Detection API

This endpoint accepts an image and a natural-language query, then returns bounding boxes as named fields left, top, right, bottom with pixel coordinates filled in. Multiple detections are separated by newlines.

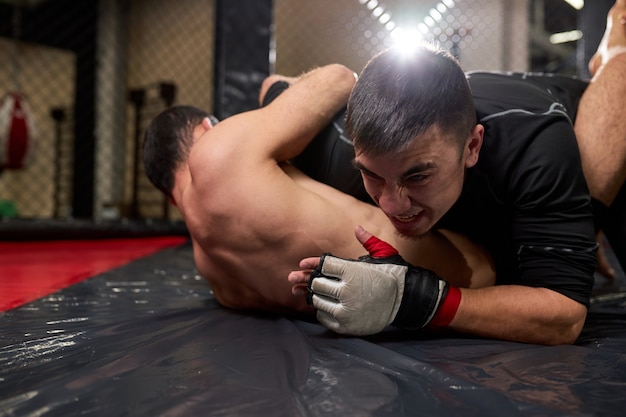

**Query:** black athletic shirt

left=265, top=74, right=597, bottom=307
left=435, top=72, right=597, bottom=307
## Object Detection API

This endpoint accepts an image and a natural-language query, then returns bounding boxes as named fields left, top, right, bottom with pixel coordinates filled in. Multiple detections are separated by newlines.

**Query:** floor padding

left=0, top=236, right=188, bottom=311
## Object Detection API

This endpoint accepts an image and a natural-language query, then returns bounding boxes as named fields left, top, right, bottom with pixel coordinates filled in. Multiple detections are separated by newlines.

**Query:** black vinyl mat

left=1, top=242, right=625, bottom=416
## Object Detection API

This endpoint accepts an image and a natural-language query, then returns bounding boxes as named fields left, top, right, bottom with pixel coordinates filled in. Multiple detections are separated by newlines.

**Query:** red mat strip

left=0, top=236, right=188, bottom=312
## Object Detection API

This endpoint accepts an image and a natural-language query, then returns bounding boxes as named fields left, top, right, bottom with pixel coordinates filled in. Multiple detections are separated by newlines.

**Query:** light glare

left=563, top=0, right=584, bottom=10
left=430, top=8, right=442, bottom=21
left=550, top=30, right=583, bottom=44
left=391, top=27, right=424, bottom=52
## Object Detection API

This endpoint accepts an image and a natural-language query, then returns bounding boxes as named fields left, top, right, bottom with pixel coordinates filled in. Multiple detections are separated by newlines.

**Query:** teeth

left=396, top=214, right=416, bottom=221
left=395, top=210, right=423, bottom=222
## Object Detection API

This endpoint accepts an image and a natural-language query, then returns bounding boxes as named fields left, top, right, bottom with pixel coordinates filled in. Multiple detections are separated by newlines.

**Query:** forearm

left=450, top=285, right=588, bottom=345
left=302, top=232, right=589, bottom=345
left=260, top=65, right=355, bottom=117
left=261, top=64, right=357, bottom=162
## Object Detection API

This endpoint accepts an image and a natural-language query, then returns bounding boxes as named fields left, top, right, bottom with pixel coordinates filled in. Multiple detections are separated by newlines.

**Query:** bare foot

left=589, top=1, right=626, bottom=76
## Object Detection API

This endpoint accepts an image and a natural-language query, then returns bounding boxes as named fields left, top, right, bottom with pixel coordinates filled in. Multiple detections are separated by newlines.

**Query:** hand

left=290, top=226, right=459, bottom=336
left=288, top=226, right=399, bottom=298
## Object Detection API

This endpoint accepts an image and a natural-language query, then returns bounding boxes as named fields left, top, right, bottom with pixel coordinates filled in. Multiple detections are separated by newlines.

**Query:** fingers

left=288, top=270, right=309, bottom=296
left=292, top=283, right=308, bottom=296
left=355, top=225, right=399, bottom=257
left=309, top=276, right=343, bottom=299
left=289, top=256, right=321, bottom=296
left=355, top=224, right=374, bottom=245
left=299, top=256, right=321, bottom=269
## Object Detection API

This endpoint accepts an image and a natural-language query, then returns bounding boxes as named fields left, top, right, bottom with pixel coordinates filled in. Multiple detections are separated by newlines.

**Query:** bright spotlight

left=391, top=27, right=425, bottom=53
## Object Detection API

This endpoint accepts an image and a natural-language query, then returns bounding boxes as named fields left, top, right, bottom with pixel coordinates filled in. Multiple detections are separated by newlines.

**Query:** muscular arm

left=255, top=64, right=357, bottom=162
left=452, top=286, right=586, bottom=345
left=452, top=125, right=594, bottom=344
left=297, top=225, right=589, bottom=345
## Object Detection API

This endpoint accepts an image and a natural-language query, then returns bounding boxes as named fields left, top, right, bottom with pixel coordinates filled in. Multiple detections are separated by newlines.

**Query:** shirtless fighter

left=142, top=64, right=495, bottom=316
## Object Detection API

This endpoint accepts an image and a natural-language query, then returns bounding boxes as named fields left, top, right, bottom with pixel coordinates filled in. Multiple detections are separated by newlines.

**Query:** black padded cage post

left=213, top=0, right=273, bottom=120
left=128, top=88, right=146, bottom=220
left=51, top=107, right=67, bottom=218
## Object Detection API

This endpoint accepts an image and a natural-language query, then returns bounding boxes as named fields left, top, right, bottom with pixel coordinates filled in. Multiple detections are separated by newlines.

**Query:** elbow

left=563, top=311, right=588, bottom=345
left=530, top=289, right=588, bottom=345
left=326, top=63, right=358, bottom=90
left=330, top=63, right=357, bottom=78
left=545, top=305, right=588, bottom=345
left=549, top=325, right=584, bottom=346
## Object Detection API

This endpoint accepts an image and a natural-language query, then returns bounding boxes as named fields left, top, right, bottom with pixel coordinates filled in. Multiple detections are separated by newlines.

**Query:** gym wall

left=0, top=0, right=601, bottom=232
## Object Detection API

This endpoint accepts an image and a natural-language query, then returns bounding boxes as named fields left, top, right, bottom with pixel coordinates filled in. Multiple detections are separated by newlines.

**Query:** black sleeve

left=510, top=118, right=597, bottom=307
left=261, top=81, right=290, bottom=107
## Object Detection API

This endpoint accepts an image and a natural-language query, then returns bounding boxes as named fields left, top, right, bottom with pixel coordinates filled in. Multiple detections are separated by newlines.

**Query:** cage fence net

left=0, top=0, right=590, bottom=232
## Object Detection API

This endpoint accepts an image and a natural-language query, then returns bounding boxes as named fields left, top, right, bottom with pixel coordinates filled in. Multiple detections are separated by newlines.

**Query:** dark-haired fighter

left=292, top=1, right=626, bottom=345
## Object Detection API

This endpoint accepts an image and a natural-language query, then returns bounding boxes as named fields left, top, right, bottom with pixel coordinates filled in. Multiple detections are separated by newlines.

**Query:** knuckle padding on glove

left=310, top=275, right=343, bottom=299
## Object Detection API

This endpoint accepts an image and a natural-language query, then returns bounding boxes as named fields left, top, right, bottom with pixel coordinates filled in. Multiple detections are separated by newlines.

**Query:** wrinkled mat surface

left=1, top=241, right=625, bottom=416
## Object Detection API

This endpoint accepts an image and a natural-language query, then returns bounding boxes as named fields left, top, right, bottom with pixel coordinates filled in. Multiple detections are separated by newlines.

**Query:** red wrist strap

left=429, top=286, right=461, bottom=328
left=363, top=236, right=399, bottom=258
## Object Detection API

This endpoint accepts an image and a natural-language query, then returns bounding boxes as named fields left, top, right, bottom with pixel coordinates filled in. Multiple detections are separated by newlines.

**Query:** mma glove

left=307, top=237, right=461, bottom=336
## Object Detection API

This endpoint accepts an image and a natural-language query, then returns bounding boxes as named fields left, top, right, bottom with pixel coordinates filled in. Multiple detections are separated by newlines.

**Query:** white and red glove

left=307, top=234, right=461, bottom=336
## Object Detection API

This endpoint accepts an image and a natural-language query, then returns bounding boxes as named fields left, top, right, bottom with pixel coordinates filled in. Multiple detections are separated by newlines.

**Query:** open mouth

left=389, top=212, right=425, bottom=234
left=395, top=214, right=418, bottom=222
left=394, top=210, right=423, bottom=223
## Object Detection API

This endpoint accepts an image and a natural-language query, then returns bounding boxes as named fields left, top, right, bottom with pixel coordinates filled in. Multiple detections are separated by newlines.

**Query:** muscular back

left=182, top=135, right=403, bottom=314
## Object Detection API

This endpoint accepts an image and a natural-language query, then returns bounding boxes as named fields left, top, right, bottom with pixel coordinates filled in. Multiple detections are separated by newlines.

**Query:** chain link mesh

left=0, top=0, right=582, bottom=226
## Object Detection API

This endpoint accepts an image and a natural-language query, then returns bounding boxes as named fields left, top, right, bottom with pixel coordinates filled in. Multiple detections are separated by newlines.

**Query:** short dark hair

left=142, top=105, right=216, bottom=197
left=346, top=45, right=476, bottom=156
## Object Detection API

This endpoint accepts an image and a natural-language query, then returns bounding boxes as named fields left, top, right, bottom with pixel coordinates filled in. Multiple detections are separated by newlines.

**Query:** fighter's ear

left=202, top=117, right=213, bottom=131
left=464, top=124, right=484, bottom=168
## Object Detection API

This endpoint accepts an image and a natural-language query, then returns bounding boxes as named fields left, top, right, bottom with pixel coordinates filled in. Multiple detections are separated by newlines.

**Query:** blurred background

left=0, top=0, right=612, bottom=234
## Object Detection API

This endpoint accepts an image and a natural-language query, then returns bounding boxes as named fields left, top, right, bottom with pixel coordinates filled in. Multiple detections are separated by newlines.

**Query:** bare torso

left=183, top=161, right=494, bottom=316
left=173, top=66, right=495, bottom=316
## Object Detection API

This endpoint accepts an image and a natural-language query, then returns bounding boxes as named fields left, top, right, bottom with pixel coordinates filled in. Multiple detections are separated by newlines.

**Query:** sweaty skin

left=170, top=65, right=495, bottom=316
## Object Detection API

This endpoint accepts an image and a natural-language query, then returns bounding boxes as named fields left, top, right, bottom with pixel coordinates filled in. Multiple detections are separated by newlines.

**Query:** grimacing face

left=354, top=124, right=482, bottom=238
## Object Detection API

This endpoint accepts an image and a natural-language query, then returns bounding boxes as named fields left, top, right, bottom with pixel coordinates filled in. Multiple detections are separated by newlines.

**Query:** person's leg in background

left=576, top=1, right=626, bottom=273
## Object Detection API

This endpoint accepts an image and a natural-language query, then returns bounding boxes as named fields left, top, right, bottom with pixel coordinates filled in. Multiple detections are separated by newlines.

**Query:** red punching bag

left=0, top=92, right=36, bottom=170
